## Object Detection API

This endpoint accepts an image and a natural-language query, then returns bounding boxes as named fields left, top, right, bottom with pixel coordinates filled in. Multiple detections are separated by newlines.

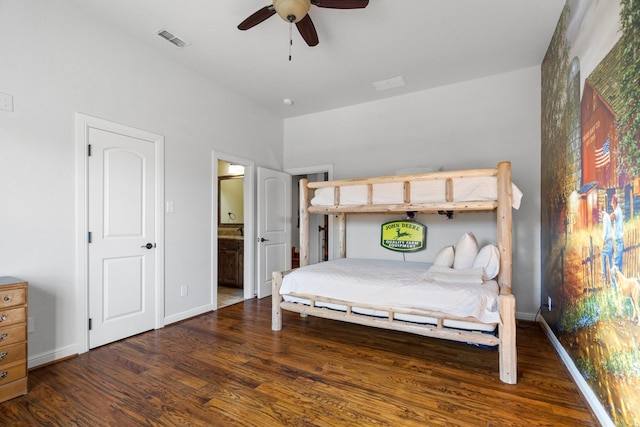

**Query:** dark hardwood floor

left=2, top=297, right=598, bottom=426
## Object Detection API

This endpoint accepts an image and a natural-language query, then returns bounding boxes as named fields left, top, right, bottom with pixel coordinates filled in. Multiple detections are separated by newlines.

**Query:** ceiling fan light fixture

left=273, top=0, right=311, bottom=23
left=238, top=0, right=368, bottom=47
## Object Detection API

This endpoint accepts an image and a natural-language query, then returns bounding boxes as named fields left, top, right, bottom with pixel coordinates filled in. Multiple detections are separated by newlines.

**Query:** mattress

left=310, top=176, right=523, bottom=209
left=280, top=258, right=501, bottom=331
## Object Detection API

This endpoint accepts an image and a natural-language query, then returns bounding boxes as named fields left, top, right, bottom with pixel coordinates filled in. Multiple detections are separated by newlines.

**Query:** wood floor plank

left=0, top=297, right=598, bottom=426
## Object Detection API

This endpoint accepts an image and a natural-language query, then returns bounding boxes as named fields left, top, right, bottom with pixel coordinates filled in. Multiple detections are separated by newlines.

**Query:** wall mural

left=541, top=0, right=639, bottom=425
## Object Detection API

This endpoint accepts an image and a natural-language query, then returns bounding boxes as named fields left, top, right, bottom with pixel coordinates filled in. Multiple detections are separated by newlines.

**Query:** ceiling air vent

left=157, top=29, right=188, bottom=48
left=371, top=76, right=406, bottom=92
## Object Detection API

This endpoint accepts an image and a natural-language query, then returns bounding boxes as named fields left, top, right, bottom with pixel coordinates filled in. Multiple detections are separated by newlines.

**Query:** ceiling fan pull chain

left=289, top=21, right=293, bottom=61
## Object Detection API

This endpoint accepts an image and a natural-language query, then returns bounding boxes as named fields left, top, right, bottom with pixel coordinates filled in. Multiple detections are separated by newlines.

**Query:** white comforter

left=280, top=258, right=501, bottom=324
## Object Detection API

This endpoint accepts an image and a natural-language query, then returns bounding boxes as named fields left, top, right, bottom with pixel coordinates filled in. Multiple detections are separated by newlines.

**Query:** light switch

left=0, top=92, right=13, bottom=112
left=166, top=201, right=174, bottom=213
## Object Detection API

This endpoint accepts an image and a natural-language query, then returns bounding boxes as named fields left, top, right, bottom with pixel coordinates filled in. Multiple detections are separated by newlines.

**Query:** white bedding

left=310, top=176, right=523, bottom=209
left=280, top=258, right=501, bottom=327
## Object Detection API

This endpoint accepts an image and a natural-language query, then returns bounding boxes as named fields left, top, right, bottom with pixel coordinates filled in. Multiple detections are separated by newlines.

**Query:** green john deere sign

left=380, top=220, right=427, bottom=252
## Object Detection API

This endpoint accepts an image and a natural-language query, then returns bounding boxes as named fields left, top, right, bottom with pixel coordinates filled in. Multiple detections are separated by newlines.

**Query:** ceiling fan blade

left=237, top=6, right=276, bottom=30
left=311, top=0, right=369, bottom=9
left=296, top=14, right=319, bottom=46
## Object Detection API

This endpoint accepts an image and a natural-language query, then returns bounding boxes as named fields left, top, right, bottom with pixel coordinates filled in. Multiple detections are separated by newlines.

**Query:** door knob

left=141, top=243, right=156, bottom=249
left=259, top=237, right=269, bottom=242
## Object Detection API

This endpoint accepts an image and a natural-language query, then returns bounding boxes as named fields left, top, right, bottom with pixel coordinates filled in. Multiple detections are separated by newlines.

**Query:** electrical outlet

left=28, top=316, right=34, bottom=333
left=180, top=285, right=188, bottom=297
left=547, top=296, right=552, bottom=311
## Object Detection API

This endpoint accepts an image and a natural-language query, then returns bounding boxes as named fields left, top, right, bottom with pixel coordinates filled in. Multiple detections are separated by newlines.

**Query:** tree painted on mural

left=541, top=5, right=571, bottom=239
left=617, top=0, right=640, bottom=176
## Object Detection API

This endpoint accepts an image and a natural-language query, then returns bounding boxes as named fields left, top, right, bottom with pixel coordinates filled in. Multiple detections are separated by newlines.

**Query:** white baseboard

left=28, top=344, right=78, bottom=369
left=516, top=311, right=537, bottom=321
left=164, top=303, right=214, bottom=325
left=538, top=316, right=614, bottom=427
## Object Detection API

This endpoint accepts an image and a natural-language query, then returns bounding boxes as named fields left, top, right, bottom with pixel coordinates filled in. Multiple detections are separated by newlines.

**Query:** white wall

left=0, top=0, right=283, bottom=365
left=284, top=67, right=542, bottom=317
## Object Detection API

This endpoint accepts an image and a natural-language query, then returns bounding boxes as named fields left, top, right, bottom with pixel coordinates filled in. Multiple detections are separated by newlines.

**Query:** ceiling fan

left=238, top=0, right=369, bottom=47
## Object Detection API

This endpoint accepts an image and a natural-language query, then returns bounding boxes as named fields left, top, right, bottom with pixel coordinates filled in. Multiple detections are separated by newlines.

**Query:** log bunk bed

left=272, top=161, right=520, bottom=384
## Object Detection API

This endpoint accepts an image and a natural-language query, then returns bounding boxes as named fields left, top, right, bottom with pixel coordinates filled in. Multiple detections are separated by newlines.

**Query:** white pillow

left=433, top=245, right=454, bottom=267
left=453, top=232, right=479, bottom=270
left=473, top=244, right=500, bottom=280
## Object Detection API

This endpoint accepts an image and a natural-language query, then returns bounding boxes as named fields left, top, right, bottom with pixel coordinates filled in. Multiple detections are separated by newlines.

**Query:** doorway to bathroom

left=214, top=153, right=255, bottom=309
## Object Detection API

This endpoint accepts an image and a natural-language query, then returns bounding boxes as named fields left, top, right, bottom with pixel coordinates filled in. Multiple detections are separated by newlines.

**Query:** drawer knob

left=0, top=334, right=7, bottom=341
left=0, top=314, right=6, bottom=322
left=0, top=371, right=7, bottom=380
left=0, top=352, right=6, bottom=361
left=3, top=296, right=9, bottom=302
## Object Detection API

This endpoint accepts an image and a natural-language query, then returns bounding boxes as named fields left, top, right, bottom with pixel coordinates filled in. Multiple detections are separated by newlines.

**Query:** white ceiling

left=64, top=0, right=565, bottom=119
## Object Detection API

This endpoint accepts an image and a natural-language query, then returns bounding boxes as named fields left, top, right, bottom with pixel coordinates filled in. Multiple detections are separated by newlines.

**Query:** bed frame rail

left=272, top=269, right=517, bottom=383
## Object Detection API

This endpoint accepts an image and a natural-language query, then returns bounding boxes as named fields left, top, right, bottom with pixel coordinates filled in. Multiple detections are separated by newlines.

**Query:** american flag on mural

left=595, top=139, right=610, bottom=168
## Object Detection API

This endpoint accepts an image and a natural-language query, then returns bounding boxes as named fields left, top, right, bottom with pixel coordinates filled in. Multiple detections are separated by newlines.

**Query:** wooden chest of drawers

left=0, top=277, right=28, bottom=403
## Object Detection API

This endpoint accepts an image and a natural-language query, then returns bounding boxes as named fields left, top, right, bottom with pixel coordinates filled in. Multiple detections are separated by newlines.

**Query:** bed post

left=497, top=161, right=517, bottom=384
left=300, top=178, right=310, bottom=267
left=496, top=161, right=513, bottom=291
left=337, top=213, right=346, bottom=258
left=272, top=270, right=283, bottom=331
left=499, top=293, right=517, bottom=384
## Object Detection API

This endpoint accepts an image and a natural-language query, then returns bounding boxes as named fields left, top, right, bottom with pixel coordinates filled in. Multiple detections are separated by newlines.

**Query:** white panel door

left=256, top=168, right=291, bottom=298
left=88, top=126, right=157, bottom=348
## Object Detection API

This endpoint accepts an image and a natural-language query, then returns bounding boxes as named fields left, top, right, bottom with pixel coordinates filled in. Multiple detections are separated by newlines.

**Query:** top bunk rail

left=308, top=201, right=498, bottom=215
left=304, top=162, right=517, bottom=215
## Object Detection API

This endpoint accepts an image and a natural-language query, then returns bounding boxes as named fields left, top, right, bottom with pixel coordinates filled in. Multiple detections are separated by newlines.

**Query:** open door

left=256, top=167, right=291, bottom=298
left=287, top=165, right=333, bottom=265
left=303, top=172, right=328, bottom=265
